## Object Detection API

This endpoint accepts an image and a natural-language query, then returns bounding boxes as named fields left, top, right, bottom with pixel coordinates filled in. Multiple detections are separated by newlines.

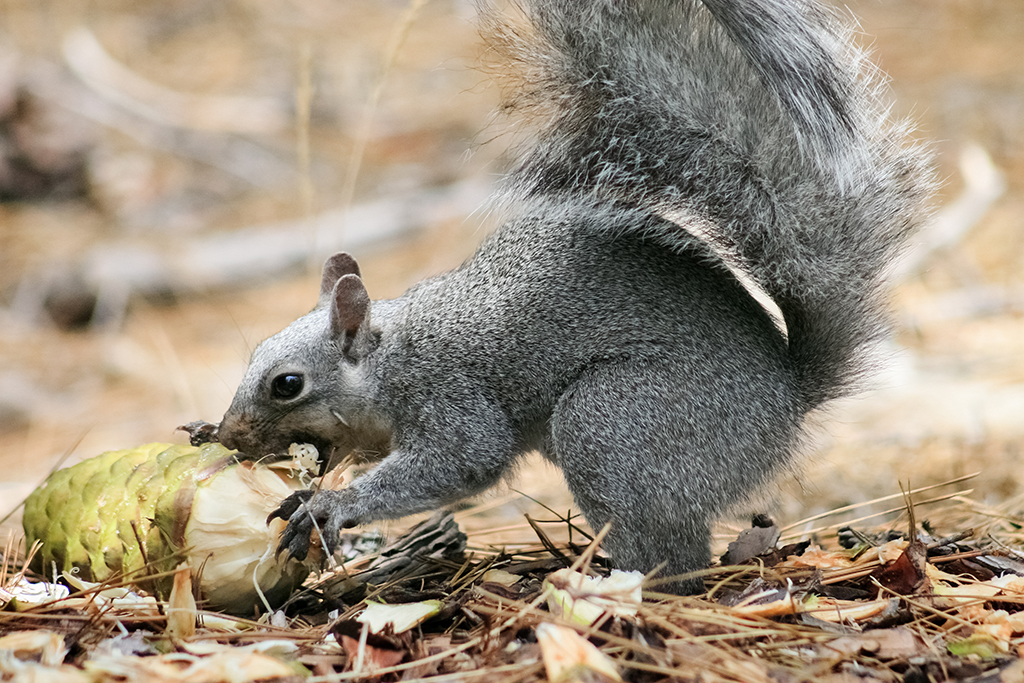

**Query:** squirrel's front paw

left=270, top=489, right=358, bottom=562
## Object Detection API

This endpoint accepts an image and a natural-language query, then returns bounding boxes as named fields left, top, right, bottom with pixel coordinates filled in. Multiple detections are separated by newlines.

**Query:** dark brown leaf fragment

left=870, top=537, right=928, bottom=597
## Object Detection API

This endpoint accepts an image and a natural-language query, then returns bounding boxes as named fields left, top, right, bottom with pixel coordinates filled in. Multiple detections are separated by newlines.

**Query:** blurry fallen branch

left=893, top=142, right=1006, bottom=281
left=62, top=28, right=291, bottom=136
left=17, top=43, right=294, bottom=188
left=9, top=178, right=492, bottom=329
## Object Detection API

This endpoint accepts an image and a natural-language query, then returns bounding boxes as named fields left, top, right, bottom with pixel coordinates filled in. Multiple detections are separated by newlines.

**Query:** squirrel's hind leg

left=548, top=357, right=794, bottom=594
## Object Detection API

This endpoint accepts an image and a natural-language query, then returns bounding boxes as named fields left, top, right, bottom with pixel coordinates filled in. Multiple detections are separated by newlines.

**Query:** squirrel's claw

left=267, top=489, right=314, bottom=525
left=269, top=489, right=317, bottom=561
left=271, top=489, right=355, bottom=563
left=279, top=520, right=312, bottom=562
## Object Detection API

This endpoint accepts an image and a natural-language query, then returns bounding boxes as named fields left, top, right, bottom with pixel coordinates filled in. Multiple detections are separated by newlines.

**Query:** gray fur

left=218, top=0, right=932, bottom=592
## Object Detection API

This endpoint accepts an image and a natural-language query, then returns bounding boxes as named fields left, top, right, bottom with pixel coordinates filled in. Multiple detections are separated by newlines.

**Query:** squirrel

left=216, top=0, right=932, bottom=592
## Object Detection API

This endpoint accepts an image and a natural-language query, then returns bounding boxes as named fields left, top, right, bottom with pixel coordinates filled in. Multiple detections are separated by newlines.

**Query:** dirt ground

left=0, top=0, right=1022, bottom=553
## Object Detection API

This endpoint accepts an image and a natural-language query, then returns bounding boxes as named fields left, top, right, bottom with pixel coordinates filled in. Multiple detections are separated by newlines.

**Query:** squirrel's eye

left=270, top=373, right=304, bottom=400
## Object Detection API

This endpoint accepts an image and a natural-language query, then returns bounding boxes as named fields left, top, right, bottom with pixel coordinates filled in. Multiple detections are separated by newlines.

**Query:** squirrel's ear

left=329, top=274, right=370, bottom=348
left=320, top=253, right=362, bottom=300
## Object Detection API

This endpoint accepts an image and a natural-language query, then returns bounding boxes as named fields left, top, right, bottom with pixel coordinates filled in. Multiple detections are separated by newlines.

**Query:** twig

left=780, top=488, right=974, bottom=541
left=779, top=473, right=979, bottom=532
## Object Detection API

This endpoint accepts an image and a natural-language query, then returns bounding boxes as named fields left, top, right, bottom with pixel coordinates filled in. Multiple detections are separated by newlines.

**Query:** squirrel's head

left=218, top=253, right=387, bottom=465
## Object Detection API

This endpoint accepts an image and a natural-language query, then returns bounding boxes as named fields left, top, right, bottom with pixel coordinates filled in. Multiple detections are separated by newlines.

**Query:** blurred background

left=0, top=0, right=1022, bottom=549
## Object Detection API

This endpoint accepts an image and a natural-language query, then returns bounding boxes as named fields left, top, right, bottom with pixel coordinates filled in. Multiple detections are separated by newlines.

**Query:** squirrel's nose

left=216, top=414, right=246, bottom=452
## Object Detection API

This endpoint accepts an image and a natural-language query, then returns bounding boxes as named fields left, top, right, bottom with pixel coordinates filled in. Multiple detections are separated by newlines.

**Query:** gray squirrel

left=217, top=0, right=932, bottom=592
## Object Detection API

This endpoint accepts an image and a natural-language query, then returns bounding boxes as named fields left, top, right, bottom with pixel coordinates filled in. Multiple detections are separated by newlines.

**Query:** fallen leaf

left=333, top=620, right=407, bottom=674
left=166, top=562, right=197, bottom=640
left=0, top=630, right=67, bottom=667
left=778, top=545, right=854, bottom=570
left=481, top=568, right=521, bottom=586
left=537, top=623, right=621, bottom=683
left=357, top=599, right=443, bottom=635
left=870, top=539, right=927, bottom=596
left=340, top=634, right=405, bottom=673
left=85, top=649, right=297, bottom=682
left=826, top=627, right=927, bottom=660
left=721, top=523, right=781, bottom=565
left=545, top=569, right=643, bottom=626
left=948, top=632, right=1008, bottom=659
left=0, top=577, right=70, bottom=610
left=875, top=540, right=911, bottom=564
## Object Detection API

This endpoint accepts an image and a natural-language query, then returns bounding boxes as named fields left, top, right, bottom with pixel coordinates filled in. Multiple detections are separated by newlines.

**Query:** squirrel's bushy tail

left=483, top=0, right=932, bottom=409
